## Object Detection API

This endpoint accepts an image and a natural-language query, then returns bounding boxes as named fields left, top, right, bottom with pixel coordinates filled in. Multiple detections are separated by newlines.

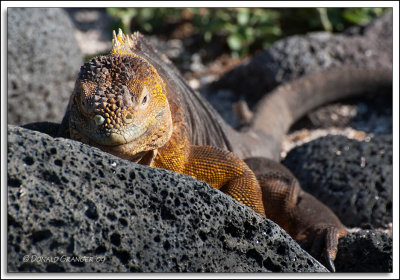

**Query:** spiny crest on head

left=111, top=28, right=137, bottom=56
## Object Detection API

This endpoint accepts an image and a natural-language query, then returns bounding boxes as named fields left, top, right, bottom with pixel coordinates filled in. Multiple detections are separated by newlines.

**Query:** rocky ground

left=7, top=8, right=394, bottom=273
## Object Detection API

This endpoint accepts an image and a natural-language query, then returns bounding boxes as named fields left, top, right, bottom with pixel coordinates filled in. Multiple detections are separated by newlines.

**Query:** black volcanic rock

left=282, top=135, right=392, bottom=228
left=7, top=8, right=83, bottom=125
left=7, top=125, right=328, bottom=272
left=335, top=230, right=392, bottom=272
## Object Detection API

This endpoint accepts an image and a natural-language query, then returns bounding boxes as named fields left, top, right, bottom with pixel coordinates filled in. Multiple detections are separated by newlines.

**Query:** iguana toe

left=324, top=250, right=336, bottom=272
left=307, top=226, right=343, bottom=272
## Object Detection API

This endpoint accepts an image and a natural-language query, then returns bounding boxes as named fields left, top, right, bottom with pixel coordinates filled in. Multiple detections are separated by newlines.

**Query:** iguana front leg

left=155, top=144, right=266, bottom=217
left=245, top=157, right=347, bottom=271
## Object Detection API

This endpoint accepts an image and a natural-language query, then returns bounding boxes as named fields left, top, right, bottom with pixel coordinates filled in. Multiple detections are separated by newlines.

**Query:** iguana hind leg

left=245, top=157, right=347, bottom=272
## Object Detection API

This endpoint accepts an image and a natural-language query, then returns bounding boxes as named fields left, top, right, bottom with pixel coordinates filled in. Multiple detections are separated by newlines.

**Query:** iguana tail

left=242, top=66, right=392, bottom=161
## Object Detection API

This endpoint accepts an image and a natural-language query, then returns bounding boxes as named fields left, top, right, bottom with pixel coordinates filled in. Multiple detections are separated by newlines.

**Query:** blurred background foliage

left=107, top=7, right=389, bottom=57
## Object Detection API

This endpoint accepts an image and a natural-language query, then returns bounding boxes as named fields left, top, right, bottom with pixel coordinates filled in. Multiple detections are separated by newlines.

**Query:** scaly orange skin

left=68, top=29, right=266, bottom=217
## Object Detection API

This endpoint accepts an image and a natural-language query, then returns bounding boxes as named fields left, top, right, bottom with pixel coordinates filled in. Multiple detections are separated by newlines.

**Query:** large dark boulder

left=7, top=8, right=83, bottom=125
left=7, top=125, right=327, bottom=272
left=282, top=135, right=392, bottom=228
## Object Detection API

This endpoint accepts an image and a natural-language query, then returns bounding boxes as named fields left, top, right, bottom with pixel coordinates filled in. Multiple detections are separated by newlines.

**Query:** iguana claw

left=323, top=251, right=336, bottom=272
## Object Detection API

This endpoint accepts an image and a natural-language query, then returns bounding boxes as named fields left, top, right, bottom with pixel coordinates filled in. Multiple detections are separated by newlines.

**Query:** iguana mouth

left=92, top=124, right=146, bottom=146
left=89, top=108, right=166, bottom=146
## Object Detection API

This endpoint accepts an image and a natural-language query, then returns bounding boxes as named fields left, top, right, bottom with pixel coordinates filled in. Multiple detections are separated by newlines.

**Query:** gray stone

left=7, top=8, right=83, bottom=125
left=63, top=8, right=115, bottom=56
left=335, top=230, right=392, bottom=272
left=282, top=135, right=392, bottom=228
left=7, top=125, right=327, bottom=273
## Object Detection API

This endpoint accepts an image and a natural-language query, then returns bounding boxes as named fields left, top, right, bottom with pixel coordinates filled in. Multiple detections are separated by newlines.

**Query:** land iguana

left=58, top=29, right=392, bottom=271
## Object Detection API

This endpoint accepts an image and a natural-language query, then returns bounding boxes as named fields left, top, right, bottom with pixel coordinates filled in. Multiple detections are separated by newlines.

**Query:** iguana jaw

left=89, top=108, right=167, bottom=146
left=71, top=105, right=173, bottom=161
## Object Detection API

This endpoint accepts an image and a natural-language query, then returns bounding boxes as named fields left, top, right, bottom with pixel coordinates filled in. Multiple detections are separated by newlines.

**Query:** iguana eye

left=139, top=86, right=150, bottom=109
left=141, top=94, right=148, bottom=105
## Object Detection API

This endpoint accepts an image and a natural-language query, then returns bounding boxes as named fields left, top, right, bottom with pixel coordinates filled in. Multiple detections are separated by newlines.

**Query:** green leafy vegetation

left=106, top=7, right=389, bottom=57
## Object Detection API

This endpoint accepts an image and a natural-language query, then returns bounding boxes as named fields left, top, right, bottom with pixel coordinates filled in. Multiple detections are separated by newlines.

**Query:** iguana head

left=69, top=29, right=173, bottom=162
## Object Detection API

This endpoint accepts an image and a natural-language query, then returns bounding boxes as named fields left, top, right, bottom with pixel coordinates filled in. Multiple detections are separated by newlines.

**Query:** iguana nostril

left=123, top=113, right=134, bottom=124
left=94, top=114, right=105, bottom=125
